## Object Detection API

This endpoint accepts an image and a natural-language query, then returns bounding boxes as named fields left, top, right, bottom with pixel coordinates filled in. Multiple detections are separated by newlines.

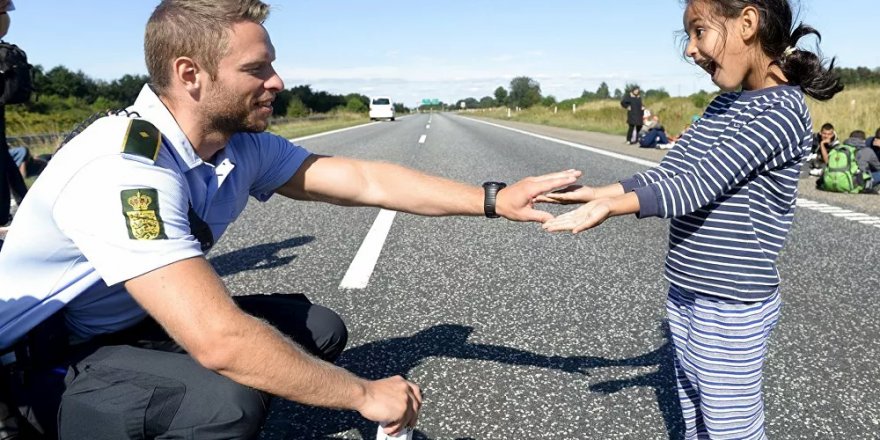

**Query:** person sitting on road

left=857, top=127, right=880, bottom=186
left=638, top=116, right=674, bottom=150
left=802, top=122, right=839, bottom=177
left=8, top=146, right=49, bottom=180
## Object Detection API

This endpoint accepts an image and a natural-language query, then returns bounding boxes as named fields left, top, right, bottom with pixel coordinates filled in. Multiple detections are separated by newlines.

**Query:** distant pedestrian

left=620, top=87, right=643, bottom=144
left=540, top=0, right=842, bottom=438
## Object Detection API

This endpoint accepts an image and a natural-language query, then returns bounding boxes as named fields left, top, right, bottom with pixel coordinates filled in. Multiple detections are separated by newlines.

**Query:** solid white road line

left=289, top=121, right=379, bottom=143
left=463, top=116, right=880, bottom=230
left=418, top=134, right=427, bottom=144
left=339, top=209, right=397, bottom=289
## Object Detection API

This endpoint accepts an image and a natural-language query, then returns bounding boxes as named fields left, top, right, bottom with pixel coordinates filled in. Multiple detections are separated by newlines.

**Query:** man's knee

left=309, top=304, right=348, bottom=362
left=186, top=379, right=269, bottom=439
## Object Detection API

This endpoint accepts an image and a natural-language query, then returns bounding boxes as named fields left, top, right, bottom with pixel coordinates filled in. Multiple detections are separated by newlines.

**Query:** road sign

left=421, top=98, right=441, bottom=106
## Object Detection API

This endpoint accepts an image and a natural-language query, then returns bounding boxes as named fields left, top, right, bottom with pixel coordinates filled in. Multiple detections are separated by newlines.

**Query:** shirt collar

left=128, top=85, right=205, bottom=171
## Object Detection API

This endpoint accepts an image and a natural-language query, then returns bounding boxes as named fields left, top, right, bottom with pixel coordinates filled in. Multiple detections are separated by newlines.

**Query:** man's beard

left=203, top=85, right=267, bottom=135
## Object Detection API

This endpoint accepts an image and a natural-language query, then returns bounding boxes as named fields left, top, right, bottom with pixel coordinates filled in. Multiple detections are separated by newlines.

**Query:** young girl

left=541, top=0, right=842, bottom=438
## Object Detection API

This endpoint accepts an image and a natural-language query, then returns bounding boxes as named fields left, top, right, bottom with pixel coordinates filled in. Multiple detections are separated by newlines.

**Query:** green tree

left=286, top=96, right=309, bottom=117
left=99, top=74, right=150, bottom=105
left=644, top=88, right=670, bottom=100
left=541, top=95, right=557, bottom=106
left=493, top=86, right=508, bottom=106
left=613, top=88, right=622, bottom=99
left=508, top=76, right=542, bottom=109
left=479, top=96, right=496, bottom=108
left=345, top=95, right=367, bottom=113
left=596, top=82, right=611, bottom=99
left=41, top=66, right=99, bottom=102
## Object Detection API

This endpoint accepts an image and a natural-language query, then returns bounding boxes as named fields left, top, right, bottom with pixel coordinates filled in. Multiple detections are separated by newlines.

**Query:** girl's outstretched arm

left=542, top=192, right=640, bottom=233
left=534, top=182, right=625, bottom=205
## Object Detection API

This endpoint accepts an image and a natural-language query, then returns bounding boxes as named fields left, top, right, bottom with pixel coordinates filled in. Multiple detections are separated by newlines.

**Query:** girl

left=541, top=0, right=842, bottom=438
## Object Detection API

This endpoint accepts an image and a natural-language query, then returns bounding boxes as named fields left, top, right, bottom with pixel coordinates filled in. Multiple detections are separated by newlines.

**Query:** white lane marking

left=462, top=116, right=880, bottom=230
left=464, top=117, right=657, bottom=168
left=795, top=199, right=880, bottom=229
left=426, top=124, right=431, bottom=129
left=339, top=209, right=397, bottom=289
left=418, top=134, right=427, bottom=144
left=289, top=121, right=379, bottom=143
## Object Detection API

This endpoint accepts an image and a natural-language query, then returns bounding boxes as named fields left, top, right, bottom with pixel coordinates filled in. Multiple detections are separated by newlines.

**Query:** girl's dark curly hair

left=686, top=0, right=843, bottom=101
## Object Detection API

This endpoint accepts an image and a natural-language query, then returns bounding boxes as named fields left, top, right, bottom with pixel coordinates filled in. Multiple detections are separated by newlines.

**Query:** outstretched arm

left=125, top=257, right=421, bottom=434
left=276, top=154, right=581, bottom=223
left=534, top=182, right=625, bottom=205
left=542, top=192, right=640, bottom=233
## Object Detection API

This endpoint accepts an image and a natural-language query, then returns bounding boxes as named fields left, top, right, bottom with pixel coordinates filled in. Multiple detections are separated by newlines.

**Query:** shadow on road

left=209, top=236, right=315, bottom=277
left=259, top=323, right=684, bottom=439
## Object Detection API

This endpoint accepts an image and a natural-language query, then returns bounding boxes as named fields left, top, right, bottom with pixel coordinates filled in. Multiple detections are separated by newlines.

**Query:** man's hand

left=542, top=199, right=612, bottom=233
left=533, top=185, right=597, bottom=205
left=495, top=169, right=582, bottom=222
left=356, top=376, right=422, bottom=436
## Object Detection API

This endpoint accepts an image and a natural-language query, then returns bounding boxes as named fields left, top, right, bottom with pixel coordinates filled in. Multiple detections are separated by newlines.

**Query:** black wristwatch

left=482, top=181, right=507, bottom=218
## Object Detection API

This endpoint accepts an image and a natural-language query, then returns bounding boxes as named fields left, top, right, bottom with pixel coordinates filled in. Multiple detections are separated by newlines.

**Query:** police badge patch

left=120, top=188, right=167, bottom=240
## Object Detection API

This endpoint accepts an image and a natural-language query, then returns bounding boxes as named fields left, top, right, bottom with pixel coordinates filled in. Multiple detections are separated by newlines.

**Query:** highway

left=210, top=112, right=880, bottom=439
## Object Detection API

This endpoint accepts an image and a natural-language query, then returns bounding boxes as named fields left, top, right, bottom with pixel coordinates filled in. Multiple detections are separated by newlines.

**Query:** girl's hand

left=534, top=185, right=596, bottom=204
left=542, top=199, right=612, bottom=233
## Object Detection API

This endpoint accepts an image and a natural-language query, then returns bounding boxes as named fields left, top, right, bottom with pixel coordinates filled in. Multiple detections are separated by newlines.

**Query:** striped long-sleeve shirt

left=620, top=85, right=812, bottom=301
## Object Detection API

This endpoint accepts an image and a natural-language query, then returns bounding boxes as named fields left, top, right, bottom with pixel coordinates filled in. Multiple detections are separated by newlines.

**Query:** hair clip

left=782, top=46, right=796, bottom=58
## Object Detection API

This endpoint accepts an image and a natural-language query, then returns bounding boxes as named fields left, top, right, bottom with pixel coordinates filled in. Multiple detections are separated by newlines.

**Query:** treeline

left=451, top=78, right=670, bottom=111
left=451, top=66, right=880, bottom=111
left=7, top=65, right=409, bottom=135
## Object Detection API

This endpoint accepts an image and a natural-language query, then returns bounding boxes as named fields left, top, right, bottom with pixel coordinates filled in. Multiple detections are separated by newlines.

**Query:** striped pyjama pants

left=666, top=284, right=781, bottom=440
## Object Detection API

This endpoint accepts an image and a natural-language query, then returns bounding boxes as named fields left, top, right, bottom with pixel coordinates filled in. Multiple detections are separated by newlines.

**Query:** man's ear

left=739, top=5, right=760, bottom=42
left=171, top=57, right=202, bottom=96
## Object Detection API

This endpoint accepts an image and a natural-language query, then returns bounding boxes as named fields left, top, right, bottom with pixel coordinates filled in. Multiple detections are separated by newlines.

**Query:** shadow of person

left=259, top=323, right=595, bottom=440
left=209, top=236, right=314, bottom=277
left=587, top=322, right=684, bottom=440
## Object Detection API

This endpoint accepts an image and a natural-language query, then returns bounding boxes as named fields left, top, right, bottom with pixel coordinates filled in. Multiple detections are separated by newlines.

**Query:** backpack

left=820, top=143, right=872, bottom=193
left=0, top=40, right=34, bottom=105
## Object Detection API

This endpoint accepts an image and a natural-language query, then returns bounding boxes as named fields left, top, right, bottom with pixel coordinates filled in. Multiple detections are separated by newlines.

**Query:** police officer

left=0, top=1, right=580, bottom=437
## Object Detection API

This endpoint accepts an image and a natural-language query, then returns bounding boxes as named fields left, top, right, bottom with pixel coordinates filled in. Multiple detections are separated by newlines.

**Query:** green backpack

left=820, top=143, right=871, bottom=193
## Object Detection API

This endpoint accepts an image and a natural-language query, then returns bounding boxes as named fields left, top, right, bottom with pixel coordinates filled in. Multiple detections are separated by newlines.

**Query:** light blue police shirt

left=0, top=85, right=311, bottom=349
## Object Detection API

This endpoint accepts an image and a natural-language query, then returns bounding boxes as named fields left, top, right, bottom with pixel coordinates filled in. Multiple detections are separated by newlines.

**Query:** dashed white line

left=339, top=209, right=397, bottom=289
left=463, top=116, right=880, bottom=230
left=418, top=134, right=427, bottom=144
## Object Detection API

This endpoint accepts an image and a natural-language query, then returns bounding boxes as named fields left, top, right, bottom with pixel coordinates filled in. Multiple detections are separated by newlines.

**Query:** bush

left=286, top=96, right=309, bottom=118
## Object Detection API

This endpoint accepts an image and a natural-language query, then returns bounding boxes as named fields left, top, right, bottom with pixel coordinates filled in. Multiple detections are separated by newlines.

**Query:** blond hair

left=145, top=0, right=270, bottom=95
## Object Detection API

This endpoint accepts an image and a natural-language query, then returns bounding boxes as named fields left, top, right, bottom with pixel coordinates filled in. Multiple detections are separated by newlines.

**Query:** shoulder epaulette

left=120, top=118, right=162, bottom=162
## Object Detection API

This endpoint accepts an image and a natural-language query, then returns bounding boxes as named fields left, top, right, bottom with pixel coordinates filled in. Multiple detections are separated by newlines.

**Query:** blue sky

left=10, top=1, right=880, bottom=107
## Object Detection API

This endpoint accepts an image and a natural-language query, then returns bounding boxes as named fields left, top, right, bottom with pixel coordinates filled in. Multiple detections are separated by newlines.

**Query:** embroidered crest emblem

left=120, top=188, right=167, bottom=240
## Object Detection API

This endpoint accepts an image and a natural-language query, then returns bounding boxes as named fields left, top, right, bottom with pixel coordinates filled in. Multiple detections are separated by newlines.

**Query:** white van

left=369, top=96, right=395, bottom=121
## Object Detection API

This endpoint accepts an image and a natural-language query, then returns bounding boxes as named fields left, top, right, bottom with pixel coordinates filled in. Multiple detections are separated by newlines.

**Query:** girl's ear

left=739, top=5, right=760, bottom=42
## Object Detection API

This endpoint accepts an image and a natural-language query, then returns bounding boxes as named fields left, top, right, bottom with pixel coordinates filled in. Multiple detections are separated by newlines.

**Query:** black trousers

left=626, top=124, right=643, bottom=144
left=16, top=293, right=348, bottom=440
left=0, top=105, right=29, bottom=225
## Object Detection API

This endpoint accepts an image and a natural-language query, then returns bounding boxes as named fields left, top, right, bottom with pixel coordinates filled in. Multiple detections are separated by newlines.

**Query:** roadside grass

left=464, top=85, right=880, bottom=138
left=267, top=111, right=370, bottom=140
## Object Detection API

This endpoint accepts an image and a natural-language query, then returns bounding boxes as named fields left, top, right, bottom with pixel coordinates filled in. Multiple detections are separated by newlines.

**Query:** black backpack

left=0, top=40, right=33, bottom=105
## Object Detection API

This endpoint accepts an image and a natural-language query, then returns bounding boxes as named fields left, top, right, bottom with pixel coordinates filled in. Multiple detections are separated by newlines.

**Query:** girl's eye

left=695, top=28, right=705, bottom=39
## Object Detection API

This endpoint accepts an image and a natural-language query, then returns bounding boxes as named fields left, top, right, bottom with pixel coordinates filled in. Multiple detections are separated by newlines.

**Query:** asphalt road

left=209, top=113, right=880, bottom=439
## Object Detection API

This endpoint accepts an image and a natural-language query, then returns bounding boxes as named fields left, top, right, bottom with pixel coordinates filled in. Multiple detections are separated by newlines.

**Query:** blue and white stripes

left=666, top=284, right=781, bottom=440
left=620, top=85, right=812, bottom=301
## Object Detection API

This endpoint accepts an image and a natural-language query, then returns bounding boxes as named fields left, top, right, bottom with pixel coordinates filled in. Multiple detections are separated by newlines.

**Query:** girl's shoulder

left=705, top=86, right=808, bottom=119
